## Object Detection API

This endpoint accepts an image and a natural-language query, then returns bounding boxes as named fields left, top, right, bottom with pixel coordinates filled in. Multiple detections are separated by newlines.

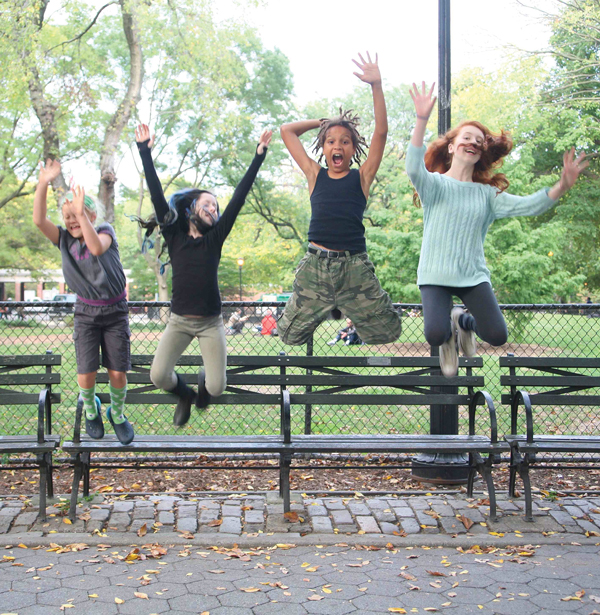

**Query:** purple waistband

left=77, top=289, right=127, bottom=307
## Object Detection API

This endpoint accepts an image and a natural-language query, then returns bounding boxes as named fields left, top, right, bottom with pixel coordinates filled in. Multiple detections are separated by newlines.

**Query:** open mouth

left=332, top=154, right=343, bottom=166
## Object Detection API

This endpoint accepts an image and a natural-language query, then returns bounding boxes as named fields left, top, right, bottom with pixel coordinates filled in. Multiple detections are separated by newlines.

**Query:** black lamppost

left=237, top=258, right=244, bottom=302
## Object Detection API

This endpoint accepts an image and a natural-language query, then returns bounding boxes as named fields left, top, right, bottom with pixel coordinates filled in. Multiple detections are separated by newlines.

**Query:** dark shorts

left=73, top=299, right=131, bottom=374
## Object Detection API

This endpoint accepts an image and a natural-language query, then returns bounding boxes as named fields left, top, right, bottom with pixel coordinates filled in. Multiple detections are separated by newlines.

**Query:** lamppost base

left=411, top=452, right=470, bottom=485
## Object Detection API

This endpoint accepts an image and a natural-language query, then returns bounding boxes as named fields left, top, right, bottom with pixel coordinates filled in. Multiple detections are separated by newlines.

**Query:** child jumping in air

left=33, top=161, right=134, bottom=444
left=407, top=82, right=588, bottom=377
left=135, top=124, right=272, bottom=427
left=278, top=52, right=402, bottom=346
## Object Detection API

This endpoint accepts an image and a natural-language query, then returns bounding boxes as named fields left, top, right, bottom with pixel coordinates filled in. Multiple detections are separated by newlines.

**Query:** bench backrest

left=0, top=353, right=61, bottom=441
left=500, top=355, right=600, bottom=434
left=92, top=354, right=483, bottom=437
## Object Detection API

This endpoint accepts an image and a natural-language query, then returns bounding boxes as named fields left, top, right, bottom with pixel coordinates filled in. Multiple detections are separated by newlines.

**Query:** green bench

left=0, top=353, right=61, bottom=520
left=502, top=355, right=600, bottom=521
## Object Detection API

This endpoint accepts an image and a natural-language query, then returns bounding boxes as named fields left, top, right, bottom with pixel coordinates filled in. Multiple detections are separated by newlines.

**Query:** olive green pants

left=278, top=250, right=402, bottom=346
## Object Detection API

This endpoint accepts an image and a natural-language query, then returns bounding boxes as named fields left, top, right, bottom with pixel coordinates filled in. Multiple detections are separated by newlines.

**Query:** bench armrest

left=282, top=389, right=291, bottom=444
left=469, top=389, right=498, bottom=443
left=511, top=389, right=534, bottom=444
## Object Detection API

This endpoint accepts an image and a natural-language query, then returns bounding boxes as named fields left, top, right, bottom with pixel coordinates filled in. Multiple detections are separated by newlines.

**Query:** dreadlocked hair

left=312, top=107, right=368, bottom=167
left=413, top=121, right=513, bottom=207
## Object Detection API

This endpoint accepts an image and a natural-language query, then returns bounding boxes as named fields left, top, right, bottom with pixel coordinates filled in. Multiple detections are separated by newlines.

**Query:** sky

left=215, top=0, right=555, bottom=104
left=65, top=0, right=559, bottom=192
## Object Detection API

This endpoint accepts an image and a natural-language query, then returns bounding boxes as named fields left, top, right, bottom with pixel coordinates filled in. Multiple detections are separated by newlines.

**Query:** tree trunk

left=98, top=0, right=144, bottom=222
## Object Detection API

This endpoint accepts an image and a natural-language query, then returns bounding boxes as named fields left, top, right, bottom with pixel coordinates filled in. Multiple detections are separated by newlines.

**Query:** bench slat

left=289, top=393, right=473, bottom=404
left=0, top=355, right=61, bottom=367
left=500, top=357, right=600, bottom=368
left=501, top=394, right=600, bottom=405
left=95, top=393, right=281, bottom=404
left=0, top=374, right=61, bottom=385
left=501, top=376, right=600, bottom=387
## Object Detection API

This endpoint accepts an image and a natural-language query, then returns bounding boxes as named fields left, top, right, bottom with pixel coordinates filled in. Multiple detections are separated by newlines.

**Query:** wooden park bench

left=502, top=355, right=600, bottom=521
left=279, top=355, right=508, bottom=520
left=63, top=354, right=294, bottom=520
left=0, top=353, right=61, bottom=520
left=62, top=353, right=507, bottom=521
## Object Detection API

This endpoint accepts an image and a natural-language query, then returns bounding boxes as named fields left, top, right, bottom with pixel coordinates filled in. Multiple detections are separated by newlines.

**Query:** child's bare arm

left=70, top=186, right=113, bottom=256
left=33, top=159, right=61, bottom=244
left=280, top=119, right=322, bottom=190
left=354, top=52, right=387, bottom=196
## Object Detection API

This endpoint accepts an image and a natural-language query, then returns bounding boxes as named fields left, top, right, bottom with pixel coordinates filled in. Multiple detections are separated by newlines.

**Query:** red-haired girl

left=407, top=82, right=588, bottom=377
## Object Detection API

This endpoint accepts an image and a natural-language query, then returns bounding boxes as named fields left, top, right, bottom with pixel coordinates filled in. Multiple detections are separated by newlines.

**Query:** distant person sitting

left=256, top=309, right=278, bottom=336
left=327, top=318, right=362, bottom=345
left=226, top=308, right=249, bottom=335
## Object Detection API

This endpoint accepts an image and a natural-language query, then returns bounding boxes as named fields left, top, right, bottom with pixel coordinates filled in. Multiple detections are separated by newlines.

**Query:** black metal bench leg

left=46, top=452, right=54, bottom=499
left=508, top=447, right=518, bottom=497
left=38, top=454, right=47, bottom=522
left=466, top=455, right=476, bottom=497
left=69, top=455, right=83, bottom=522
left=82, top=453, right=91, bottom=497
left=280, top=454, right=291, bottom=513
left=517, top=460, right=534, bottom=522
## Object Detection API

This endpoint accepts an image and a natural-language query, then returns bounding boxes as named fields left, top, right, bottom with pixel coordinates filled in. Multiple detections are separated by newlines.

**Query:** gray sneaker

left=439, top=322, right=459, bottom=378
left=451, top=307, right=477, bottom=357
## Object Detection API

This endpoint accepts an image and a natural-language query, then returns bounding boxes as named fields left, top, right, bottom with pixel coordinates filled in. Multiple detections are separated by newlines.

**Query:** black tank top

left=308, top=168, right=367, bottom=252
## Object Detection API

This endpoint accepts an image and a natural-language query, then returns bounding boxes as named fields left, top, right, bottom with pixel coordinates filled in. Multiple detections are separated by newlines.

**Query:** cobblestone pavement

left=1, top=491, right=600, bottom=541
left=2, top=541, right=600, bottom=614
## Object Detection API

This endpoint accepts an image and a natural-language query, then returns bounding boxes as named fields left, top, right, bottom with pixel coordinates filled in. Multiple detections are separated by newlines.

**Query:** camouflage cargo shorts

left=278, top=250, right=402, bottom=346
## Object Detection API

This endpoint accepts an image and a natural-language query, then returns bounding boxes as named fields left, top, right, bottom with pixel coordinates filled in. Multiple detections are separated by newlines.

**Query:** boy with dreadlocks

left=278, top=52, right=401, bottom=345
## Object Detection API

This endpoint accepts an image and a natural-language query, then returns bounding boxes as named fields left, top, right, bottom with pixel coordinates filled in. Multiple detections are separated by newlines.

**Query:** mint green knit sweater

left=406, top=143, right=556, bottom=287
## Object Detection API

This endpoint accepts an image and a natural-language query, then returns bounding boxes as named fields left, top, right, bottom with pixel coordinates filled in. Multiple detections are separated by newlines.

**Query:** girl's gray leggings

left=150, top=312, right=227, bottom=396
left=420, top=282, right=508, bottom=347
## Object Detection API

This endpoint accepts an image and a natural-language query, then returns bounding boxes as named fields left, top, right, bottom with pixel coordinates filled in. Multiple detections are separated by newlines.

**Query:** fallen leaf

left=240, top=587, right=260, bottom=592
left=388, top=609, right=407, bottom=613
left=134, top=592, right=148, bottom=599
left=400, top=572, right=417, bottom=581
left=308, top=595, right=324, bottom=601
left=137, top=523, right=147, bottom=537
left=459, top=515, right=474, bottom=530
left=427, top=570, right=446, bottom=577
left=208, top=570, right=225, bottom=574
left=284, top=511, right=300, bottom=522
left=114, top=598, right=124, bottom=604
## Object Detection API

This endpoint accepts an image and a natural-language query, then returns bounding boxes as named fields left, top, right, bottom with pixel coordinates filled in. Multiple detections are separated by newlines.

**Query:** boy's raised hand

left=352, top=52, right=381, bottom=86
left=257, top=129, right=273, bottom=155
left=135, top=124, right=155, bottom=148
left=38, top=159, right=62, bottom=185
left=409, top=82, right=437, bottom=120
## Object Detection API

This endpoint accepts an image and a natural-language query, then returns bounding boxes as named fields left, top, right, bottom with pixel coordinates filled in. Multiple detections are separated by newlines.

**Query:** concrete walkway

left=2, top=541, right=599, bottom=614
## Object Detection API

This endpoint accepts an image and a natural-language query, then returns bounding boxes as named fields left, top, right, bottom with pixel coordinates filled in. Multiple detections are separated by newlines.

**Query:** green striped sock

left=80, top=385, right=98, bottom=420
left=109, top=383, right=127, bottom=424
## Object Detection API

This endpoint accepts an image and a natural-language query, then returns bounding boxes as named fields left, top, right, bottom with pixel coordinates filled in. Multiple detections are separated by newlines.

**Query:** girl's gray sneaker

left=439, top=322, right=459, bottom=378
left=451, top=307, right=477, bottom=357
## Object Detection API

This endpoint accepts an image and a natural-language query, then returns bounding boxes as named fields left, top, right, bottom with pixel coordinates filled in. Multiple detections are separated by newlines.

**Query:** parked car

left=51, top=293, right=77, bottom=314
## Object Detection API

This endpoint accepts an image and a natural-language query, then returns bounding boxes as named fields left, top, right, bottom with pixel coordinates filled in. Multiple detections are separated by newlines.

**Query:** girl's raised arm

left=33, top=159, right=61, bottom=245
left=409, top=82, right=437, bottom=148
left=280, top=119, right=322, bottom=191
left=135, top=124, right=170, bottom=223
left=355, top=52, right=387, bottom=195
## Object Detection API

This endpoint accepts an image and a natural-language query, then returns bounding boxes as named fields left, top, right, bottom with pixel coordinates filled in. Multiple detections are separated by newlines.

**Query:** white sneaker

left=451, top=307, right=477, bottom=357
left=439, top=322, right=459, bottom=378
left=327, top=340, right=337, bottom=346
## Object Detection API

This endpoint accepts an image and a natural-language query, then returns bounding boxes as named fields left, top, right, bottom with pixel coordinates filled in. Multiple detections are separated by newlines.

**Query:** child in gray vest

left=33, top=160, right=134, bottom=444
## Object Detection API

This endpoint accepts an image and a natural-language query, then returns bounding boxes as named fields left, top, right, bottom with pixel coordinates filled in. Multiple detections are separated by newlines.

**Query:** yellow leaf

left=97, top=485, right=113, bottom=493
left=88, top=593, right=98, bottom=598
left=137, top=523, right=147, bottom=537
left=322, top=587, right=332, bottom=594
left=134, top=592, right=148, bottom=599
left=115, top=597, right=124, bottom=604
left=388, top=609, right=407, bottom=613
left=240, top=587, right=260, bottom=592
left=17, top=543, right=28, bottom=549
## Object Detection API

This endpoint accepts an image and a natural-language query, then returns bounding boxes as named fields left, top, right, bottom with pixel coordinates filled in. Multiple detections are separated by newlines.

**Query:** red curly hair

left=415, top=121, right=514, bottom=206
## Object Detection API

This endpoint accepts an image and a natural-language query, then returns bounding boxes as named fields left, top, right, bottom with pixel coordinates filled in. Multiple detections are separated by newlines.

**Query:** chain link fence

left=1, top=301, right=599, bottom=442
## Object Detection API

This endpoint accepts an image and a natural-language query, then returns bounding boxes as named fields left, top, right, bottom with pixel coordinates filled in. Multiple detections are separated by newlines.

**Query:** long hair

left=312, top=108, right=368, bottom=167
left=414, top=121, right=513, bottom=207
left=133, top=188, right=219, bottom=261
